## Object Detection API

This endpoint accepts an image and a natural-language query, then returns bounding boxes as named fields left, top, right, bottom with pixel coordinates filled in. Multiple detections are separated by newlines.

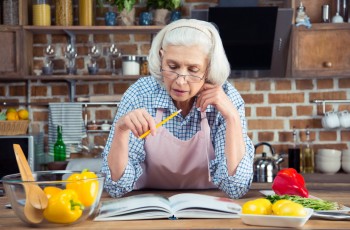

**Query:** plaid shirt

left=101, top=76, right=254, bottom=198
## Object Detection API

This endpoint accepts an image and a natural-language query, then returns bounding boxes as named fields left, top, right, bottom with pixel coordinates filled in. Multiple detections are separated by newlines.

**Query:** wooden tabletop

left=0, top=186, right=349, bottom=229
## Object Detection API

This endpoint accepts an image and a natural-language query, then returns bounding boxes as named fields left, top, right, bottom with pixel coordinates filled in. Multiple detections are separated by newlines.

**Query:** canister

left=122, top=55, right=141, bottom=75
left=32, top=0, right=51, bottom=26
left=55, top=0, right=73, bottom=26
left=3, top=0, right=19, bottom=25
left=79, top=0, right=95, bottom=26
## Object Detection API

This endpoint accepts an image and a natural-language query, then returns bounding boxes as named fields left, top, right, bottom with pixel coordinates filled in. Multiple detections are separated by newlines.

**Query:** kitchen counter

left=0, top=185, right=349, bottom=229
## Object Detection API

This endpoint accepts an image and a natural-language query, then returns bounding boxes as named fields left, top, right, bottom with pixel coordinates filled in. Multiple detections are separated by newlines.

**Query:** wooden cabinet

left=0, top=26, right=24, bottom=77
left=290, top=23, right=350, bottom=77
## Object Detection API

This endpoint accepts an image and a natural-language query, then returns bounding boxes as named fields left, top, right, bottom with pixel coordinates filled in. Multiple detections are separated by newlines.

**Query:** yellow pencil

left=138, top=109, right=182, bottom=139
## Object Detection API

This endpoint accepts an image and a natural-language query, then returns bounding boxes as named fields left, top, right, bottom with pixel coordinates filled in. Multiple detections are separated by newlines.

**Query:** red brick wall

left=1, top=0, right=349, bottom=157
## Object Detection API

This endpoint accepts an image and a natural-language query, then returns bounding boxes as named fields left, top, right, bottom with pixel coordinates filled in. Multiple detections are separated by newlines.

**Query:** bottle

left=288, top=128, right=301, bottom=172
left=302, top=127, right=314, bottom=173
left=32, top=0, right=51, bottom=26
left=78, top=0, right=95, bottom=26
left=54, top=125, right=66, bottom=161
left=55, top=0, right=73, bottom=26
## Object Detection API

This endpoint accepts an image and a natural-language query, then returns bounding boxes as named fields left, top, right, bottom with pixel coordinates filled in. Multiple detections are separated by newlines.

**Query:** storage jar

left=32, top=0, right=51, bottom=26
left=3, top=0, right=19, bottom=25
left=55, top=0, right=73, bottom=26
left=122, top=55, right=141, bottom=75
left=78, top=0, right=95, bottom=26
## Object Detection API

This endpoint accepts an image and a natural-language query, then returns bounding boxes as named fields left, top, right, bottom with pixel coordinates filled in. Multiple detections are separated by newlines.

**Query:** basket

left=0, top=120, right=30, bottom=136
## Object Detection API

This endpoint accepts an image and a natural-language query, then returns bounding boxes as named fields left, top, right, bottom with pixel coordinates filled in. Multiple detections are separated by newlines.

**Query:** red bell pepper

left=272, top=168, right=309, bottom=198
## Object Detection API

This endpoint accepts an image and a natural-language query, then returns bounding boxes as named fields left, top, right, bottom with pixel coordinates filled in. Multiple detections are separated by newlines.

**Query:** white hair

left=148, top=19, right=231, bottom=86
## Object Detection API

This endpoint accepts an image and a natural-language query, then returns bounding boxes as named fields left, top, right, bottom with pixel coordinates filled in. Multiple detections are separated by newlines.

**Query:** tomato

left=272, top=199, right=293, bottom=215
left=275, top=202, right=307, bottom=217
left=242, top=199, right=272, bottom=215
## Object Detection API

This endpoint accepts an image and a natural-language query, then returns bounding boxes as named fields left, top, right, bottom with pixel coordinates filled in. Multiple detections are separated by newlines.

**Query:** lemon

left=254, top=198, right=272, bottom=214
left=272, top=199, right=293, bottom=215
left=242, top=199, right=270, bottom=215
left=275, top=202, right=307, bottom=217
left=6, top=111, right=19, bottom=120
left=6, top=107, right=17, bottom=114
left=18, top=109, right=29, bottom=120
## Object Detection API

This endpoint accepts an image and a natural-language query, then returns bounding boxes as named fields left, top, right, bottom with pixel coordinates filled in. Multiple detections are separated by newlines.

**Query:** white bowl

left=317, top=149, right=342, bottom=158
left=342, top=161, right=350, bottom=173
left=342, top=149, right=350, bottom=157
left=315, top=155, right=341, bottom=163
left=316, top=161, right=341, bottom=174
left=240, top=208, right=313, bottom=228
left=342, top=156, right=350, bottom=161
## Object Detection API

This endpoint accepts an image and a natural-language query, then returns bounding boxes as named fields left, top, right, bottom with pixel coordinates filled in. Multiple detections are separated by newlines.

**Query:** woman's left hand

left=196, top=83, right=235, bottom=120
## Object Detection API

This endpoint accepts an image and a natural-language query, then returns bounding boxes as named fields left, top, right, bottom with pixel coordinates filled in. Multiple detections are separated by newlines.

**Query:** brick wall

left=1, top=0, right=349, bottom=158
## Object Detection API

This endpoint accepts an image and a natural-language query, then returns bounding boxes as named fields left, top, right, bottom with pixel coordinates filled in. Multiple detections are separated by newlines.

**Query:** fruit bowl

left=2, top=170, right=105, bottom=227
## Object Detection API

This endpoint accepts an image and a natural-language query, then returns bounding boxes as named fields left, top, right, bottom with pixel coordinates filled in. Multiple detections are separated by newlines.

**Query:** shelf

left=0, top=75, right=143, bottom=81
left=23, top=25, right=163, bottom=35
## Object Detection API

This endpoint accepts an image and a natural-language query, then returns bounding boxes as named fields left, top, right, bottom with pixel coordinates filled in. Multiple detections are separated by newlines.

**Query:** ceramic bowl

left=315, top=160, right=341, bottom=174
left=2, top=170, right=105, bottom=227
left=342, top=149, right=350, bottom=157
left=315, top=154, right=341, bottom=162
left=317, top=149, right=342, bottom=158
left=342, top=160, right=350, bottom=173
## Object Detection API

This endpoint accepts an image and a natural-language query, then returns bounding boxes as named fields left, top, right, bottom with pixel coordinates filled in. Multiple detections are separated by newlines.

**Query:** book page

left=94, top=194, right=172, bottom=221
left=169, top=193, right=241, bottom=219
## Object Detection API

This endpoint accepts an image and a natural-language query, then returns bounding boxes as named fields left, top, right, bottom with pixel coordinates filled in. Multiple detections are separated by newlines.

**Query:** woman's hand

left=115, top=108, right=156, bottom=138
left=196, top=83, right=235, bottom=120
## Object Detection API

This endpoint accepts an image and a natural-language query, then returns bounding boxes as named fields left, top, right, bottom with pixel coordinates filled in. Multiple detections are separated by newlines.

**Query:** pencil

left=138, top=109, right=182, bottom=139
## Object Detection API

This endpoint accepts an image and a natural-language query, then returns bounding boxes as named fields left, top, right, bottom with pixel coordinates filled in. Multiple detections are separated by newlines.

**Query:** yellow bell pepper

left=43, top=189, right=84, bottom=224
left=66, top=169, right=99, bottom=207
left=43, top=186, right=62, bottom=199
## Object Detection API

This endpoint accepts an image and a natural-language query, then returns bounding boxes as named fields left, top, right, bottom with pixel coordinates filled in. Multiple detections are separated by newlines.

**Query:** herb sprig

left=266, top=195, right=340, bottom=211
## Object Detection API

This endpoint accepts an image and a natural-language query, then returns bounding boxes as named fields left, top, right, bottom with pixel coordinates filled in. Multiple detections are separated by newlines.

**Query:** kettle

left=253, top=142, right=284, bottom=183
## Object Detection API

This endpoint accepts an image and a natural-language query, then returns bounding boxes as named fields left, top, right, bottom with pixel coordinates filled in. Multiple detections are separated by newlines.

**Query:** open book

left=94, top=193, right=241, bottom=221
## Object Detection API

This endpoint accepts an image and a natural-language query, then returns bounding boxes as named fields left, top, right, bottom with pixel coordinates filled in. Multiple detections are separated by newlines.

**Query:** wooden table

left=0, top=185, right=349, bottom=229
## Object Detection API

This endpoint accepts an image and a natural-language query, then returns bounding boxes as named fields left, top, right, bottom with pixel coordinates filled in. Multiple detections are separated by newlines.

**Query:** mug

left=321, top=111, right=340, bottom=129
left=338, top=110, right=350, bottom=128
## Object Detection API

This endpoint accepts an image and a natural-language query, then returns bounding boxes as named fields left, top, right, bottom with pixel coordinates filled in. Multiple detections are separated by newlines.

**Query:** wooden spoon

left=13, top=144, right=48, bottom=223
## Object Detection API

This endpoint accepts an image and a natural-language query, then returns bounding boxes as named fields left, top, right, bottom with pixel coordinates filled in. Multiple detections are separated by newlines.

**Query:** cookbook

left=94, top=193, right=241, bottom=221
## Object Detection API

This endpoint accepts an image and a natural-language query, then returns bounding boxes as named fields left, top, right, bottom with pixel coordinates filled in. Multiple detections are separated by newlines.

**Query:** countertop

left=1, top=185, right=350, bottom=229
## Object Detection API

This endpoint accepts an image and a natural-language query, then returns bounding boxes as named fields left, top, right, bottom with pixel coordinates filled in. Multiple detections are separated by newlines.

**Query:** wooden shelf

left=23, top=25, right=163, bottom=35
left=0, top=75, right=143, bottom=81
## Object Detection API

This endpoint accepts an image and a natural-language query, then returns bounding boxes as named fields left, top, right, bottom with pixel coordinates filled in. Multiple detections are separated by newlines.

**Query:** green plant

left=97, top=0, right=136, bottom=12
left=146, top=0, right=182, bottom=11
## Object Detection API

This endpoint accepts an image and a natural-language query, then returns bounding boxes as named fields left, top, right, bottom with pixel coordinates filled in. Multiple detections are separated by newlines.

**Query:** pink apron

left=135, top=109, right=217, bottom=190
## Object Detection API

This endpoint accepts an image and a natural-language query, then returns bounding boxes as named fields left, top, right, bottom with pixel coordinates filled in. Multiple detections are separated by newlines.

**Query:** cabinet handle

left=323, top=62, right=332, bottom=68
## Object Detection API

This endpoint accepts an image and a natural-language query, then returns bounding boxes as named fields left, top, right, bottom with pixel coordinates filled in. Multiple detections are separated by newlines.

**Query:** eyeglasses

left=160, top=68, right=206, bottom=83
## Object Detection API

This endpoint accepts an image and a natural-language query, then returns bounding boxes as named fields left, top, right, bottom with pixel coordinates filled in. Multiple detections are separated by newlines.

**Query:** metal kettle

left=253, top=142, right=284, bottom=183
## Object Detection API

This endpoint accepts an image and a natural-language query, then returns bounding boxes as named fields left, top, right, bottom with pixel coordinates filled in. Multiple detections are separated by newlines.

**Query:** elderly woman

left=101, top=19, right=254, bottom=199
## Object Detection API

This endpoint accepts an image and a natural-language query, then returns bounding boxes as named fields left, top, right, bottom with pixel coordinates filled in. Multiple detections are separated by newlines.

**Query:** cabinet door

left=0, top=26, right=23, bottom=77
left=291, top=24, right=350, bottom=77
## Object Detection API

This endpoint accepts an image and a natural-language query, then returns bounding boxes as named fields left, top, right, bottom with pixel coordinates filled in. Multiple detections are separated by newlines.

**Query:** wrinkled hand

left=196, top=83, right=235, bottom=119
left=116, top=108, right=156, bottom=138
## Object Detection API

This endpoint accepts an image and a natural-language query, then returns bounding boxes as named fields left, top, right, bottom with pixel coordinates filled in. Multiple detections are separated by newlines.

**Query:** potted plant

left=98, top=0, right=136, bottom=25
left=146, top=0, right=182, bottom=25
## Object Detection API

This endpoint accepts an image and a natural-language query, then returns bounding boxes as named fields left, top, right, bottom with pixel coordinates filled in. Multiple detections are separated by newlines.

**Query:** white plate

left=240, top=208, right=313, bottom=228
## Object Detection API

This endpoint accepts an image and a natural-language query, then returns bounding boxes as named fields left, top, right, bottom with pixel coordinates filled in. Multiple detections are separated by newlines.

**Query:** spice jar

left=55, top=0, right=73, bottom=26
left=140, top=56, right=149, bottom=75
left=78, top=0, right=95, bottom=26
left=32, top=0, right=51, bottom=26
left=122, top=55, right=141, bottom=75
left=3, top=0, right=19, bottom=25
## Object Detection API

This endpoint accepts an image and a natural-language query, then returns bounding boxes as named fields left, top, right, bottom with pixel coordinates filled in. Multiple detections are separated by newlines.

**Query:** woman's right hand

left=115, top=108, right=156, bottom=138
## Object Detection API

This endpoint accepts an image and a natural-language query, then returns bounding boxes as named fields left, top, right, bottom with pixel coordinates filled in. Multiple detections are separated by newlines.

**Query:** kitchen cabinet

left=0, top=26, right=24, bottom=77
left=290, top=23, right=350, bottom=77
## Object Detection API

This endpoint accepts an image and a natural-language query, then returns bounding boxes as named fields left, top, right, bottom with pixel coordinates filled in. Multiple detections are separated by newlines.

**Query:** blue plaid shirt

left=101, top=76, right=254, bottom=198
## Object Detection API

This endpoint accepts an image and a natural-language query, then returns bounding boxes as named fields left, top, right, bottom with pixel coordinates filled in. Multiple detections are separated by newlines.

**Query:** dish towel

left=48, top=103, right=87, bottom=158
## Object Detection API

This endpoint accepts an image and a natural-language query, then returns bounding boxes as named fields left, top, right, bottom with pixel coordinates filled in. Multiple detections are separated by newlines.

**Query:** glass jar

left=122, top=55, right=141, bottom=75
left=32, top=0, right=51, bottom=26
left=3, top=0, right=19, bottom=25
left=55, top=0, right=73, bottom=26
left=78, top=0, right=95, bottom=26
